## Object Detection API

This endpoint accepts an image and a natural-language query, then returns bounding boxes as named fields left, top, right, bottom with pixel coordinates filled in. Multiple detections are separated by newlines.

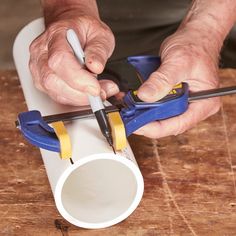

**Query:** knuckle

left=101, top=24, right=114, bottom=39
left=100, top=27, right=115, bottom=55
left=29, top=32, right=47, bottom=52
left=162, top=42, right=216, bottom=71
left=177, top=46, right=195, bottom=64
left=149, top=71, right=173, bottom=90
left=157, top=72, right=172, bottom=86
left=88, top=20, right=115, bottom=56
left=47, top=24, right=58, bottom=35
left=63, top=71, right=84, bottom=89
left=46, top=22, right=64, bottom=36
left=29, top=41, right=37, bottom=52
left=48, top=51, right=65, bottom=69
left=161, top=44, right=197, bottom=70
left=41, top=72, right=54, bottom=88
left=28, top=59, right=35, bottom=73
left=91, top=44, right=108, bottom=59
left=29, top=37, right=42, bottom=52
left=33, top=80, right=44, bottom=92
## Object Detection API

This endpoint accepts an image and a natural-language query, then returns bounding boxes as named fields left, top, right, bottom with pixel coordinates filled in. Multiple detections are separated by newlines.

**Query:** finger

left=47, top=91, right=76, bottom=106
left=33, top=52, right=58, bottom=92
left=29, top=58, right=45, bottom=92
left=84, top=34, right=115, bottom=74
left=137, top=57, right=190, bottom=102
left=29, top=50, right=48, bottom=92
left=99, top=80, right=119, bottom=98
left=34, top=51, right=92, bottom=105
left=47, top=81, right=107, bottom=105
left=47, top=31, right=100, bottom=96
left=44, top=74, right=91, bottom=106
left=115, top=92, right=125, bottom=100
left=29, top=34, right=49, bottom=91
left=135, top=98, right=220, bottom=139
left=37, top=52, right=106, bottom=104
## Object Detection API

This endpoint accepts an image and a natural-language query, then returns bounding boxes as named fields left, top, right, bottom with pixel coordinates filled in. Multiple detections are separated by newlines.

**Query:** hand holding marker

left=66, top=29, right=116, bottom=154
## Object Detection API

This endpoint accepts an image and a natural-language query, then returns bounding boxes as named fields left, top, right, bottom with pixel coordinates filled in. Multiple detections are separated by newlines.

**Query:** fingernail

left=86, top=56, right=104, bottom=74
left=85, top=86, right=99, bottom=96
left=139, top=84, right=157, bottom=99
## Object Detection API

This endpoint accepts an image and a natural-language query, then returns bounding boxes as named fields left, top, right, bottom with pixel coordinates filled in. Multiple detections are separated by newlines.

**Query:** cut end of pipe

left=55, top=154, right=144, bottom=229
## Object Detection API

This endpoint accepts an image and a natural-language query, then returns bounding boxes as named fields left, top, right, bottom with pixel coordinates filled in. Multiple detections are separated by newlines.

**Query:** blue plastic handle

left=127, top=55, right=161, bottom=82
left=121, top=83, right=189, bottom=136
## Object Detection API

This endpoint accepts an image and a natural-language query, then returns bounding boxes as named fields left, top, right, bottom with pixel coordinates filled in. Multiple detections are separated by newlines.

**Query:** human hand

left=29, top=11, right=118, bottom=106
left=135, top=27, right=221, bottom=138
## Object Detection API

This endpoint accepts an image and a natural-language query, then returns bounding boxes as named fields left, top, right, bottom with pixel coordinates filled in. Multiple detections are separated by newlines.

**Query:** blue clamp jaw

left=17, top=55, right=189, bottom=153
left=18, top=110, right=60, bottom=152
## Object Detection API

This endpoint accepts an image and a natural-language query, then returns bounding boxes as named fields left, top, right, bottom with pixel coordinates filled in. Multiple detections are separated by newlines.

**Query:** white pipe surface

left=13, top=18, right=144, bottom=229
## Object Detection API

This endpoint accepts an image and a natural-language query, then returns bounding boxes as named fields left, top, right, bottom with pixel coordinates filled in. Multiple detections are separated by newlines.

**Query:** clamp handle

left=127, top=55, right=161, bottom=82
left=121, top=84, right=189, bottom=136
left=17, top=110, right=60, bottom=152
left=123, top=55, right=189, bottom=136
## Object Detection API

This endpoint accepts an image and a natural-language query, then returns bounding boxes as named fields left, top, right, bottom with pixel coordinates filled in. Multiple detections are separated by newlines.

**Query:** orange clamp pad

left=108, top=112, right=127, bottom=151
left=51, top=121, right=72, bottom=160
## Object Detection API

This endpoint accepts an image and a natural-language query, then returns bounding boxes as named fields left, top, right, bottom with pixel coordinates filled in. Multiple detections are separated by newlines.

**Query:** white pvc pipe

left=13, top=18, right=144, bottom=229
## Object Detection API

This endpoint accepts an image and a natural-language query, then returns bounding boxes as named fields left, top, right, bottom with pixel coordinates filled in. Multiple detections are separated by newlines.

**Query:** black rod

left=188, top=86, right=236, bottom=102
left=16, top=105, right=119, bottom=127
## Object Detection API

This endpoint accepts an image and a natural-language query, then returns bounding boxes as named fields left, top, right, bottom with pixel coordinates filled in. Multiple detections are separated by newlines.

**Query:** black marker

left=66, top=29, right=115, bottom=154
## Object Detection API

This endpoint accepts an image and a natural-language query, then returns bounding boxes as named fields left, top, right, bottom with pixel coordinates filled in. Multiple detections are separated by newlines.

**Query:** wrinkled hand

left=29, top=14, right=119, bottom=105
left=136, top=27, right=221, bottom=138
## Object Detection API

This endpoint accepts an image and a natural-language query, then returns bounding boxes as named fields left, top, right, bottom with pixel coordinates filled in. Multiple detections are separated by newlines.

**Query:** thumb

left=137, top=61, right=188, bottom=102
left=84, top=36, right=115, bottom=74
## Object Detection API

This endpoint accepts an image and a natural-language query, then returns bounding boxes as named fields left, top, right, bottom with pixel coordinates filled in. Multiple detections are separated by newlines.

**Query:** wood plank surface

left=1, top=70, right=236, bottom=236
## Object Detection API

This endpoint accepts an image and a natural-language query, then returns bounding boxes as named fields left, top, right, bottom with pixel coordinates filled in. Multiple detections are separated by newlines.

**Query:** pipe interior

left=61, top=159, right=138, bottom=224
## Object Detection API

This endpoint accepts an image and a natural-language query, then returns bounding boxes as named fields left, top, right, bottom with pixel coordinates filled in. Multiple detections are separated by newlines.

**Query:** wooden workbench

left=1, top=70, right=236, bottom=236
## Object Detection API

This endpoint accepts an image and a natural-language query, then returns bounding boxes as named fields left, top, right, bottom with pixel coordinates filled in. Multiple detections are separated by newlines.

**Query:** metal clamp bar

left=15, top=105, right=119, bottom=127
left=189, top=86, right=236, bottom=101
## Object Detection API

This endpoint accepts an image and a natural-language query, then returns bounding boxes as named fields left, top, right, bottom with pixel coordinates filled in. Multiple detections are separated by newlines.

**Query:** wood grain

left=1, top=70, right=236, bottom=235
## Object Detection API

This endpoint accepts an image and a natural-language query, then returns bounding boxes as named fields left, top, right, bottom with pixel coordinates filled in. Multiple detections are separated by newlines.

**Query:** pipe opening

left=61, top=159, right=138, bottom=224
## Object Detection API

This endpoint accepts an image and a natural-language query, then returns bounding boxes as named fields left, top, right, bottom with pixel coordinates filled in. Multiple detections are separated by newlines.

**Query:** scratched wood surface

left=1, top=69, right=236, bottom=236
